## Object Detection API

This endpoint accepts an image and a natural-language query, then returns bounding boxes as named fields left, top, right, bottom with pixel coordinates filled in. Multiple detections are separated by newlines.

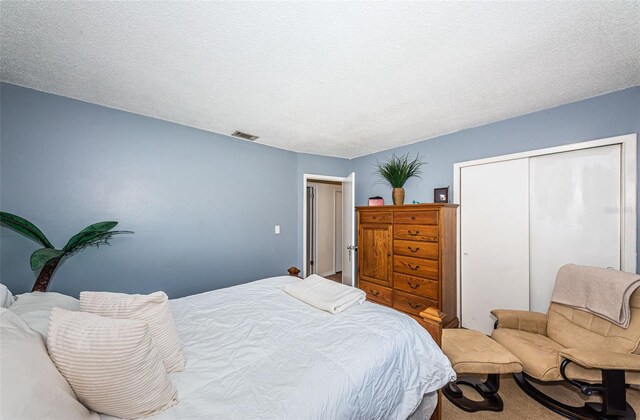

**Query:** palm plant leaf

left=374, top=153, right=424, bottom=188
left=63, top=221, right=118, bottom=252
left=0, top=212, right=54, bottom=248
left=30, top=248, right=65, bottom=270
left=79, top=221, right=118, bottom=234
left=63, top=230, right=132, bottom=254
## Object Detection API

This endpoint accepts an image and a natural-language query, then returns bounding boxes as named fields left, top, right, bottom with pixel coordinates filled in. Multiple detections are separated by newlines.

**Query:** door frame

left=305, top=184, right=318, bottom=276
left=334, top=189, right=343, bottom=274
left=302, top=173, right=354, bottom=279
left=453, top=133, right=637, bottom=320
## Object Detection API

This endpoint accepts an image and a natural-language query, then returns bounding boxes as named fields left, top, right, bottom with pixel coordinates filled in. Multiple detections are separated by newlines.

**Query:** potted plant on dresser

left=374, top=153, right=424, bottom=205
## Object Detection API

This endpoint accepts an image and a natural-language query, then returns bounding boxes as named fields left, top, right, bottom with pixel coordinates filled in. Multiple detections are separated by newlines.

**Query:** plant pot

left=392, top=188, right=405, bottom=205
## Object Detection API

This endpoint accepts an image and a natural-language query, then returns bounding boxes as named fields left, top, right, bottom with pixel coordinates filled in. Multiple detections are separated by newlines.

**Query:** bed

left=102, top=275, right=455, bottom=419
left=2, top=274, right=455, bottom=420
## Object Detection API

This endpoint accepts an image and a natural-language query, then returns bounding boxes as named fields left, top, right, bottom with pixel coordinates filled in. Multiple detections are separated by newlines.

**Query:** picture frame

left=434, top=187, right=449, bottom=203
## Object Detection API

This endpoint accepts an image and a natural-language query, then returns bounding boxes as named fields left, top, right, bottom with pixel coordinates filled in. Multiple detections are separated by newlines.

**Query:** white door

left=461, top=159, right=530, bottom=334
left=342, top=172, right=356, bottom=286
left=529, top=145, right=622, bottom=312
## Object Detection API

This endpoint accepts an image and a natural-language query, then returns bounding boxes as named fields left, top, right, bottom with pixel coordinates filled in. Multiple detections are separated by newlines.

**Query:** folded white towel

left=284, top=274, right=366, bottom=314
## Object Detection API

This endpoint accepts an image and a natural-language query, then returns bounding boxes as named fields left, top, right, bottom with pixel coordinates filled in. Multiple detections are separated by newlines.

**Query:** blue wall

left=2, top=83, right=639, bottom=296
left=0, top=83, right=345, bottom=297
left=351, top=86, right=640, bottom=267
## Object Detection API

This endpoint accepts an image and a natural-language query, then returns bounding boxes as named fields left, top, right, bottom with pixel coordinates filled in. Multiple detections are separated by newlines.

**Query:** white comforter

left=108, top=276, right=454, bottom=420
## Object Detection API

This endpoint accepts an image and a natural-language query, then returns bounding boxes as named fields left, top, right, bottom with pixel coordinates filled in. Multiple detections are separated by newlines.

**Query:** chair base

left=513, top=373, right=636, bottom=420
left=442, top=374, right=504, bottom=412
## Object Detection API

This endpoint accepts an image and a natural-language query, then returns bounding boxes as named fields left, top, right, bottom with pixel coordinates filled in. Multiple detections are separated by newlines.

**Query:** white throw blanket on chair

left=284, top=274, right=366, bottom=314
left=551, top=264, right=640, bottom=329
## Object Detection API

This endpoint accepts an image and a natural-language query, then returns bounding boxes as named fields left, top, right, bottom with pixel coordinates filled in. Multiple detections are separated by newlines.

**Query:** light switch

left=275, top=225, right=281, bottom=235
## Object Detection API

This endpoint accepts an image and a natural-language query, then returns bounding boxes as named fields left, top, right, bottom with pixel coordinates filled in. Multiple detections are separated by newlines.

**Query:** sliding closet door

left=460, top=158, right=530, bottom=334
left=529, top=145, right=622, bottom=312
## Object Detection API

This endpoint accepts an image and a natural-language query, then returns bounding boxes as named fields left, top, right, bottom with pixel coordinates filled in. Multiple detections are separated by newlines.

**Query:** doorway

left=306, top=180, right=342, bottom=280
left=303, top=173, right=356, bottom=286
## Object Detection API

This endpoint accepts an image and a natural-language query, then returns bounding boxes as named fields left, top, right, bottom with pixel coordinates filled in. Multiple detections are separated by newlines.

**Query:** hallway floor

left=325, top=272, right=342, bottom=283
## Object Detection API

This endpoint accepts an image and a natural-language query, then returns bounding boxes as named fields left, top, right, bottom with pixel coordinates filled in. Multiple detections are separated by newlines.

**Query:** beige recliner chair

left=492, top=288, right=640, bottom=419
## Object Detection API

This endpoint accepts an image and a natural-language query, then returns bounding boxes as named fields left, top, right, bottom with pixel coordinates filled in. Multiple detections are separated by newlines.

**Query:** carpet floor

left=442, top=374, right=640, bottom=419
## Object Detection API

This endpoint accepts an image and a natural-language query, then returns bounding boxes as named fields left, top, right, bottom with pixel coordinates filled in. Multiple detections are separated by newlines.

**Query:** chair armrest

left=490, top=309, right=547, bottom=335
left=559, top=348, right=640, bottom=371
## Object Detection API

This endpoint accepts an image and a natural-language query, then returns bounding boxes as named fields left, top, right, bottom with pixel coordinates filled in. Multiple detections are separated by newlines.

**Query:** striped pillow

left=80, top=291, right=185, bottom=372
left=47, top=308, right=177, bottom=419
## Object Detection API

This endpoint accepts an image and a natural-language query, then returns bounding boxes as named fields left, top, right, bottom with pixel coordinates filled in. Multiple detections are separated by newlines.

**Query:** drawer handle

left=407, top=263, right=421, bottom=271
left=408, top=246, right=420, bottom=253
left=372, top=216, right=377, bottom=219
left=408, top=230, right=420, bottom=236
left=408, top=302, right=421, bottom=310
left=370, top=290, right=380, bottom=296
left=411, top=216, right=416, bottom=220
left=408, top=281, right=420, bottom=289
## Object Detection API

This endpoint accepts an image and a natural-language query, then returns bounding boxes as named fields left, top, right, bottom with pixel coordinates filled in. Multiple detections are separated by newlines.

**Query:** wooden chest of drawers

left=356, top=203, right=459, bottom=328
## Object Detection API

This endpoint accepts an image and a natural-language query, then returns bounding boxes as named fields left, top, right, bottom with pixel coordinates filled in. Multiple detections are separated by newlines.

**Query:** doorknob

left=347, top=245, right=358, bottom=262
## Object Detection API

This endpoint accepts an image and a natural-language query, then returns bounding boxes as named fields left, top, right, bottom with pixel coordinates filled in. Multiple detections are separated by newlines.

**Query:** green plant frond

left=78, top=221, right=118, bottom=234
left=30, top=248, right=65, bottom=270
left=0, top=212, right=55, bottom=248
left=374, top=153, right=425, bottom=188
left=63, top=221, right=118, bottom=252
left=63, top=230, right=133, bottom=254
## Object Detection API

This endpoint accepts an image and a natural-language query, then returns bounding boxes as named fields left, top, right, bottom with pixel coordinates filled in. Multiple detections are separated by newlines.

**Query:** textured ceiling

left=1, top=1, right=639, bottom=158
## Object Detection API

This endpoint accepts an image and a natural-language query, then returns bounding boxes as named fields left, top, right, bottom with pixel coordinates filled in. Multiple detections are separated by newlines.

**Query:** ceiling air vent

left=231, top=131, right=259, bottom=141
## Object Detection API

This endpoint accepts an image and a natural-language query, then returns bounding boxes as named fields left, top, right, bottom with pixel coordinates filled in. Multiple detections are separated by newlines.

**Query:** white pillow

left=0, top=308, right=98, bottom=420
left=10, top=291, right=79, bottom=338
left=47, top=308, right=178, bottom=419
left=80, top=291, right=185, bottom=372
left=0, top=283, right=14, bottom=308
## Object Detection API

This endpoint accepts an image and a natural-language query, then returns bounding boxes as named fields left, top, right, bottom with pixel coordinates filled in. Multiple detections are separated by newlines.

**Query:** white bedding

left=101, top=276, right=454, bottom=419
